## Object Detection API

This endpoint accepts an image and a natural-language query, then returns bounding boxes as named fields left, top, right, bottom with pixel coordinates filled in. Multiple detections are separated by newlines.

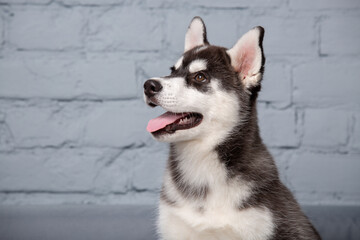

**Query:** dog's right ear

left=184, top=17, right=209, bottom=52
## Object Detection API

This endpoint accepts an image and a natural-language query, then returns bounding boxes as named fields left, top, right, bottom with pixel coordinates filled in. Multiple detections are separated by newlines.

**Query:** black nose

left=144, top=79, right=163, bottom=98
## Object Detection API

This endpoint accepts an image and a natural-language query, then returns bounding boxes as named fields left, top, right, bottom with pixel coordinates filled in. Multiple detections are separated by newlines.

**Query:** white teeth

left=179, top=116, right=192, bottom=125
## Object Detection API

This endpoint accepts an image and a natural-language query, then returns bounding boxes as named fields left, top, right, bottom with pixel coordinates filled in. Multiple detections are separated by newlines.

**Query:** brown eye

left=194, top=73, right=207, bottom=82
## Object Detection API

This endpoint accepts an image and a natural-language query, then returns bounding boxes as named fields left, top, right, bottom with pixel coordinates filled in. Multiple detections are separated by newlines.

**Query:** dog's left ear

left=227, top=26, right=265, bottom=90
left=184, top=17, right=209, bottom=52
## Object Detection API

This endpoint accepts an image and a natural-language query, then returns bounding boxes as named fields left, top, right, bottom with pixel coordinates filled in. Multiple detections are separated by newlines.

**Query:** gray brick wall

left=0, top=0, right=359, bottom=206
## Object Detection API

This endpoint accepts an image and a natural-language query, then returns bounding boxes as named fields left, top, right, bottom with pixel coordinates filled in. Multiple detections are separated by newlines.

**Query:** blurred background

left=0, top=0, right=359, bottom=209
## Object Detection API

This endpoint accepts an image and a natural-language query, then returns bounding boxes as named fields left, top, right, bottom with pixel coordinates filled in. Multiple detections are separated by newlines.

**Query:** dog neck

left=168, top=101, right=277, bottom=199
left=166, top=102, right=277, bottom=201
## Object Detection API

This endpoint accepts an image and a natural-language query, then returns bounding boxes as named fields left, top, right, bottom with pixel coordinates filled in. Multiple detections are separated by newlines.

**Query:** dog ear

left=184, top=17, right=209, bottom=52
left=227, top=26, right=265, bottom=90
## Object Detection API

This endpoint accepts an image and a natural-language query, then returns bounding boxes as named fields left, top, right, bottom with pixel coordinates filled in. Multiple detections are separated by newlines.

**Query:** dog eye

left=194, top=73, right=207, bottom=82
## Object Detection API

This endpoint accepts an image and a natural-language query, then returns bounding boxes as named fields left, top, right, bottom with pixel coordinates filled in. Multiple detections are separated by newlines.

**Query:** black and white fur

left=144, top=17, right=321, bottom=240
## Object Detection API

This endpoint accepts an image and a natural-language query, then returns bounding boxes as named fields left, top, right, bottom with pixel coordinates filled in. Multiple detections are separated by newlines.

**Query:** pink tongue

left=147, top=112, right=188, bottom=133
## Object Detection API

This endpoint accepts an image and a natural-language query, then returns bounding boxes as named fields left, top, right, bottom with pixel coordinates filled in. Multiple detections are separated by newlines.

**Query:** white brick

left=0, top=191, right=159, bottom=205
left=289, top=0, right=360, bottom=10
left=92, top=149, right=132, bottom=194
left=0, top=123, right=14, bottom=151
left=243, top=14, right=316, bottom=55
left=351, top=113, right=360, bottom=151
left=293, top=60, right=360, bottom=106
left=83, top=100, right=164, bottom=147
left=0, top=16, right=3, bottom=47
left=202, top=13, right=243, bottom=49
left=132, top=144, right=167, bottom=190
left=321, top=15, right=360, bottom=55
left=0, top=58, right=137, bottom=99
left=258, top=107, right=298, bottom=147
left=0, top=148, right=103, bottom=192
left=147, top=0, right=284, bottom=8
left=140, top=59, right=177, bottom=79
left=302, top=109, right=350, bottom=148
left=2, top=101, right=91, bottom=147
left=259, top=61, right=291, bottom=105
left=86, top=8, right=162, bottom=51
left=1, top=0, right=51, bottom=3
left=9, top=6, right=84, bottom=50
left=287, top=152, right=360, bottom=194
left=2, top=100, right=161, bottom=149
left=194, top=0, right=285, bottom=8
left=60, top=0, right=125, bottom=4
left=0, top=111, right=5, bottom=122
left=88, top=145, right=167, bottom=193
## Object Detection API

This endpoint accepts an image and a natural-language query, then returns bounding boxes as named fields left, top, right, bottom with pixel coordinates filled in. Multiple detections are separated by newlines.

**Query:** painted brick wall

left=0, top=0, right=359, bottom=206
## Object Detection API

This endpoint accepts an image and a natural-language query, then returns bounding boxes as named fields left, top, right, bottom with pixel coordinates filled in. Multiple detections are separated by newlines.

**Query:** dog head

left=144, top=17, right=265, bottom=144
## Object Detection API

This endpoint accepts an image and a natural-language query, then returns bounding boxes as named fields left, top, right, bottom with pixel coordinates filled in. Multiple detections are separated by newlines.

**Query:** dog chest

left=159, top=200, right=275, bottom=240
left=159, top=142, right=276, bottom=239
left=160, top=168, right=274, bottom=240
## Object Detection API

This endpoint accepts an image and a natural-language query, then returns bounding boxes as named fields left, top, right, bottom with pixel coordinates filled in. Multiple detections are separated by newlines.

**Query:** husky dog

left=143, top=17, right=321, bottom=240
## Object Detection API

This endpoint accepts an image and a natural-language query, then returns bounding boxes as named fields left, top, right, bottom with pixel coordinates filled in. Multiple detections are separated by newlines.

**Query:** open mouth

left=147, top=112, right=203, bottom=136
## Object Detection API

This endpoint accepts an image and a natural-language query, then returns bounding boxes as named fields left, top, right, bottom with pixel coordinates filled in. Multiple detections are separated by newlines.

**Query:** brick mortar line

left=0, top=188, right=159, bottom=195
left=0, top=145, right=358, bottom=154
left=0, top=97, right=140, bottom=102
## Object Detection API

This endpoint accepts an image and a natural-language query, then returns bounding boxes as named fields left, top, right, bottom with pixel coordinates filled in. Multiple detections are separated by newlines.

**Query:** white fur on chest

left=158, top=145, right=274, bottom=240
left=159, top=203, right=274, bottom=240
